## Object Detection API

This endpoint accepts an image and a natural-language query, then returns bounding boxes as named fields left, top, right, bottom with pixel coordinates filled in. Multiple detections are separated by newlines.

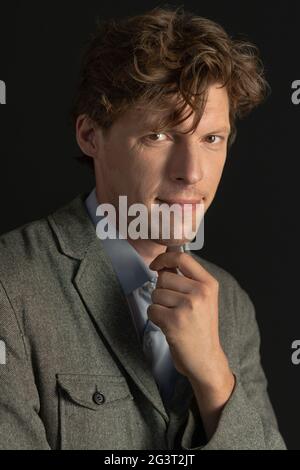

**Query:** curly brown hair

left=70, top=5, right=269, bottom=172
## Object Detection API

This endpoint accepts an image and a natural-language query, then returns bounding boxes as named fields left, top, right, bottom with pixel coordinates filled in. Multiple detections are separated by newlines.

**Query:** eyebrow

left=141, top=124, right=232, bottom=136
left=136, top=108, right=231, bottom=135
left=203, top=126, right=231, bottom=135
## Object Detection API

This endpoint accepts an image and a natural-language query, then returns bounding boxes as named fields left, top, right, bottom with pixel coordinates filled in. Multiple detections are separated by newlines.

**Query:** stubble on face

left=92, top=83, right=231, bottom=262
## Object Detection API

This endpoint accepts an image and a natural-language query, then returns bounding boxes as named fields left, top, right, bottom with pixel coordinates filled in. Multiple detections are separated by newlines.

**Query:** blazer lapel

left=48, top=192, right=169, bottom=424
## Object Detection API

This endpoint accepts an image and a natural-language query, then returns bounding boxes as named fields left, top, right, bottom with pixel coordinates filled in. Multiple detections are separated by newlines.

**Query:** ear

left=75, top=114, right=100, bottom=159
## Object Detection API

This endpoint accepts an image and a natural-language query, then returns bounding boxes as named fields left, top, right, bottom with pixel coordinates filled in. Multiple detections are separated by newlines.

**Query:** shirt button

left=93, top=391, right=105, bottom=405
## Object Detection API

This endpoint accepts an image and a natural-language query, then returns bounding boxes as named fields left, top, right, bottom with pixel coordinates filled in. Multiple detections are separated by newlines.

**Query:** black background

left=0, top=0, right=299, bottom=449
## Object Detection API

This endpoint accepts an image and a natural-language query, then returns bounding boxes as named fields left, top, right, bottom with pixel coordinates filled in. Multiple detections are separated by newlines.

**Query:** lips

left=156, top=198, right=203, bottom=207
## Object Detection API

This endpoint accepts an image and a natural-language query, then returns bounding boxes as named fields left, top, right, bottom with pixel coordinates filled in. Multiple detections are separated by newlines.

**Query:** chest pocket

left=56, top=373, right=135, bottom=450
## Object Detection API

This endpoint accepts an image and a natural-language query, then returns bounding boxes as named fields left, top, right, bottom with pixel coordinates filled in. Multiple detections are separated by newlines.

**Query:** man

left=0, top=6, right=286, bottom=449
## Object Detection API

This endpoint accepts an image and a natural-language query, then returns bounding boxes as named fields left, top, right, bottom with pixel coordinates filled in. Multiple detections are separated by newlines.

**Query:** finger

left=151, top=287, right=185, bottom=308
left=156, top=270, right=197, bottom=294
left=150, top=252, right=213, bottom=284
left=147, top=303, right=171, bottom=330
left=161, top=267, right=178, bottom=274
left=164, top=246, right=183, bottom=274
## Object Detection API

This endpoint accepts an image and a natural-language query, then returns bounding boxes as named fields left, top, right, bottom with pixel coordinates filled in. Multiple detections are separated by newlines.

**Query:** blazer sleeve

left=0, top=279, right=51, bottom=449
left=180, top=280, right=287, bottom=450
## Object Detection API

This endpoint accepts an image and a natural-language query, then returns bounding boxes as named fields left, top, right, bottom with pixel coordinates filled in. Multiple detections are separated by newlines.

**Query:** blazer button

left=93, top=391, right=105, bottom=405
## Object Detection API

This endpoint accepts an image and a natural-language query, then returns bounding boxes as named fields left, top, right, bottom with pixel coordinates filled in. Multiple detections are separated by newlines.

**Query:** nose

left=168, top=140, right=204, bottom=185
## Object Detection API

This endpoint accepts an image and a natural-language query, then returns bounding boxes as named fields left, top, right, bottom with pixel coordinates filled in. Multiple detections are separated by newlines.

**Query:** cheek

left=203, top=156, right=226, bottom=201
left=101, top=141, right=136, bottom=181
left=209, top=153, right=227, bottom=180
left=108, top=139, right=165, bottom=199
left=131, top=149, right=164, bottom=185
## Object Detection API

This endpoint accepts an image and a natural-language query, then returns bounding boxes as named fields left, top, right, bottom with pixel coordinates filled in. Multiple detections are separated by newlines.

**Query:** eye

left=204, top=135, right=224, bottom=145
left=144, top=132, right=168, bottom=143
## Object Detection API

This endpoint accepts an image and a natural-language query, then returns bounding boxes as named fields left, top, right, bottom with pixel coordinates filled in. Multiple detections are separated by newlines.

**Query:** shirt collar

left=85, top=187, right=184, bottom=295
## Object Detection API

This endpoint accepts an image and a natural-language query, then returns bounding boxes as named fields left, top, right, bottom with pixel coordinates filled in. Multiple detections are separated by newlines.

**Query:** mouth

left=155, top=198, right=204, bottom=209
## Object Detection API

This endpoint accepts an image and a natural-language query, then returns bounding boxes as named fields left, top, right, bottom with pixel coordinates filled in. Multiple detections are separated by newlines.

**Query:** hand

left=149, top=251, right=226, bottom=381
left=148, top=249, right=235, bottom=438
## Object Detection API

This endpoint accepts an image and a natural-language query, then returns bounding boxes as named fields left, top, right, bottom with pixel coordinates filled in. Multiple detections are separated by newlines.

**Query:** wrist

left=187, top=351, right=235, bottom=405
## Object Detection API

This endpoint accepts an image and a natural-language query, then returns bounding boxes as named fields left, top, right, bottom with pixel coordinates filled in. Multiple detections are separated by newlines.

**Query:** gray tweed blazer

left=0, top=192, right=286, bottom=449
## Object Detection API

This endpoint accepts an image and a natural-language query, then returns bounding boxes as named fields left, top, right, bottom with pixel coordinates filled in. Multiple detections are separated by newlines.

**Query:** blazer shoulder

left=189, top=252, right=241, bottom=291
left=189, top=252, right=254, bottom=314
left=0, top=215, right=51, bottom=253
left=0, top=191, right=91, bottom=295
left=0, top=192, right=89, bottom=275
left=190, top=252, right=257, bottom=329
left=0, top=215, right=54, bottom=279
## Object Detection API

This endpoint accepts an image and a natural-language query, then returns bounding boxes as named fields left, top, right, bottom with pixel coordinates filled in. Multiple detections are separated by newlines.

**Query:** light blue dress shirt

left=85, top=187, right=185, bottom=407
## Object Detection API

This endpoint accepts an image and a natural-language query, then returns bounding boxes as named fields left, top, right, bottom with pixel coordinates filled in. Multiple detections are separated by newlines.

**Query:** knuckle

left=181, top=296, right=193, bottom=310
left=192, top=283, right=202, bottom=296
left=211, top=278, right=219, bottom=291
left=174, top=309, right=187, bottom=328
left=202, top=284, right=211, bottom=297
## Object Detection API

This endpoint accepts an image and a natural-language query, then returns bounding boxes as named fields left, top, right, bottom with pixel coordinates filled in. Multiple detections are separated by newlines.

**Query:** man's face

left=92, top=82, right=231, bottom=245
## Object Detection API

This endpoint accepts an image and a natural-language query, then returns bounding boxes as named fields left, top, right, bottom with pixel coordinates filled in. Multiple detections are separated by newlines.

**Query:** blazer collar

left=85, top=187, right=158, bottom=295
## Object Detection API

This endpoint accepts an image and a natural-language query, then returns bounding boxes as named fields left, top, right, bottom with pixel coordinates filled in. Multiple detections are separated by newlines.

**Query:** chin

left=151, top=236, right=190, bottom=247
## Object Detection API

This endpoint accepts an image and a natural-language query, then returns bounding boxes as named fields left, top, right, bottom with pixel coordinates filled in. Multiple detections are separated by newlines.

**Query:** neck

left=126, top=237, right=167, bottom=267
left=94, top=186, right=178, bottom=267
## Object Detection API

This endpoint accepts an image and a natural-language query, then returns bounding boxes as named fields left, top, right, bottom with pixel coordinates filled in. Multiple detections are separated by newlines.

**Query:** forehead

left=129, top=84, right=230, bottom=133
